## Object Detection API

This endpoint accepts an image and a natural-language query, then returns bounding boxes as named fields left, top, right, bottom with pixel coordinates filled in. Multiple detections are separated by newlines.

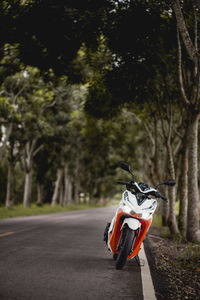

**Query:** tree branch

left=171, top=0, right=199, bottom=63
left=177, top=26, right=190, bottom=106
left=12, top=84, right=27, bottom=104
left=193, top=7, right=200, bottom=108
left=33, top=144, right=43, bottom=157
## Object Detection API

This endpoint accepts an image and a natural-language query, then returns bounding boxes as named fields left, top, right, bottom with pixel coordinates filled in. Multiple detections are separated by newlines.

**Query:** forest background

left=0, top=0, right=200, bottom=243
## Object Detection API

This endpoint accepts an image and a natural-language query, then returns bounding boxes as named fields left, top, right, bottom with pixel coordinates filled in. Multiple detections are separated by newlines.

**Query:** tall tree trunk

left=186, top=113, right=200, bottom=242
left=37, top=183, right=43, bottom=206
left=161, top=155, right=170, bottom=226
left=6, top=160, right=15, bottom=208
left=172, top=0, right=200, bottom=241
left=161, top=187, right=169, bottom=226
left=63, top=164, right=72, bottom=205
left=0, top=124, right=13, bottom=160
left=167, top=143, right=179, bottom=235
left=23, top=140, right=40, bottom=208
left=23, top=169, right=32, bottom=207
left=74, top=181, right=80, bottom=204
left=51, top=168, right=63, bottom=206
left=74, top=161, right=80, bottom=204
left=67, top=179, right=72, bottom=204
left=153, top=119, right=162, bottom=183
left=178, top=133, right=188, bottom=237
left=59, top=182, right=64, bottom=206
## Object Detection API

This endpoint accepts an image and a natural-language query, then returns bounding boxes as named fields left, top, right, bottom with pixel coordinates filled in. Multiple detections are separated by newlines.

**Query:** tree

left=171, top=0, right=200, bottom=242
left=0, top=0, right=112, bottom=78
left=84, top=0, right=193, bottom=237
left=0, top=66, right=55, bottom=207
left=0, top=70, right=29, bottom=207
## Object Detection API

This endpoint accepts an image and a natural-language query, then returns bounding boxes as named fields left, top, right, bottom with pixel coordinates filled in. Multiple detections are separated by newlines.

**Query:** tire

left=103, top=222, right=111, bottom=244
left=116, top=227, right=136, bottom=270
left=113, top=253, right=118, bottom=260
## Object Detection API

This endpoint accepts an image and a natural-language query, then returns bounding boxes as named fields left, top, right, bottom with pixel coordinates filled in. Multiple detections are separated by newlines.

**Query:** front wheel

left=116, top=227, right=136, bottom=270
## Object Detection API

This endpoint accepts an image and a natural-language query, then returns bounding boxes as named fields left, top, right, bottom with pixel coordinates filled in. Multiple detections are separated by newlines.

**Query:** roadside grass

left=178, top=243, right=200, bottom=270
left=151, top=213, right=162, bottom=227
left=0, top=202, right=108, bottom=219
left=151, top=212, right=171, bottom=238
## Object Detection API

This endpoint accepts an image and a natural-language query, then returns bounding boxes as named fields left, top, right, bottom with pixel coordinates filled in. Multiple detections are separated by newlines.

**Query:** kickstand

left=134, top=255, right=145, bottom=266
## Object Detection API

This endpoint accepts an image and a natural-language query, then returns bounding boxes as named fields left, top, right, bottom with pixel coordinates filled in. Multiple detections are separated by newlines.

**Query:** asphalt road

left=0, top=206, right=146, bottom=300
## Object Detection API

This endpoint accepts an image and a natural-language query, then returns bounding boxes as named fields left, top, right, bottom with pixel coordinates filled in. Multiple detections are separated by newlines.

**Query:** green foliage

left=84, top=0, right=179, bottom=120
left=0, top=0, right=113, bottom=77
left=0, top=43, right=22, bottom=84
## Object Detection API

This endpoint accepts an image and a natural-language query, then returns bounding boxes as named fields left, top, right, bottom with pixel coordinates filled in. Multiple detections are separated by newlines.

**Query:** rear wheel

left=116, top=227, right=136, bottom=270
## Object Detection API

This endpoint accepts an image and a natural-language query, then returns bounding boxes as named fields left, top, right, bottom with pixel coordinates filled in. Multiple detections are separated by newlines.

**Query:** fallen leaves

left=148, top=227, right=200, bottom=300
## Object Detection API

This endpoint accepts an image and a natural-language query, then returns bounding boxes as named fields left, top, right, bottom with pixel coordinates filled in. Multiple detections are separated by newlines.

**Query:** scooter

left=104, top=162, right=176, bottom=270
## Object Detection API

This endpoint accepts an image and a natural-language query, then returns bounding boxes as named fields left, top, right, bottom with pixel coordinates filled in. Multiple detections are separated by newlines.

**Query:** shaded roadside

left=144, top=227, right=200, bottom=300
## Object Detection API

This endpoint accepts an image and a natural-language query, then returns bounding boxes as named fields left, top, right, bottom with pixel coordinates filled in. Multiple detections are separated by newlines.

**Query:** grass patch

left=0, top=203, right=107, bottom=219
left=178, top=243, right=200, bottom=269
left=152, top=213, right=162, bottom=227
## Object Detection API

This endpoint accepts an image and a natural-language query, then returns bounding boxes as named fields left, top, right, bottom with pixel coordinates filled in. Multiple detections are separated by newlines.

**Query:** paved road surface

left=0, top=206, right=148, bottom=300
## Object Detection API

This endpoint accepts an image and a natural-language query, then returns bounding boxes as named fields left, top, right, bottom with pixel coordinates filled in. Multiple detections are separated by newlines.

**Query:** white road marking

left=139, top=243, right=156, bottom=300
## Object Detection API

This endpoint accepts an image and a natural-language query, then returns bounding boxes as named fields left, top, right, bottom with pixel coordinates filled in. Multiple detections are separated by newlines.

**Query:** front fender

left=121, top=218, right=141, bottom=231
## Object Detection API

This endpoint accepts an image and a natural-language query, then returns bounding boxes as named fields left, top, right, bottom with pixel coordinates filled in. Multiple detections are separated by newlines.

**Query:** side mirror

left=120, top=162, right=131, bottom=172
left=156, top=179, right=176, bottom=188
left=119, top=162, right=135, bottom=180
left=163, top=179, right=176, bottom=186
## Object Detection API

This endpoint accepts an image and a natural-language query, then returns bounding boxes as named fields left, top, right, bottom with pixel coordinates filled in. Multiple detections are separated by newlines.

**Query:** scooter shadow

left=64, top=253, right=141, bottom=273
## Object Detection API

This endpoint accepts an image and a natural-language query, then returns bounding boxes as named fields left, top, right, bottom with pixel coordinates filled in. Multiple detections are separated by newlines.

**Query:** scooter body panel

left=107, top=190, right=157, bottom=258
left=121, top=218, right=141, bottom=231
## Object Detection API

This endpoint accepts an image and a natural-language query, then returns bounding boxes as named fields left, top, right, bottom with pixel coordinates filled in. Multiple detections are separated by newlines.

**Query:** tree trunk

left=74, top=161, right=80, bottom=204
left=63, top=164, right=72, bottom=205
left=161, top=187, right=169, bottom=226
left=160, top=155, right=170, bottom=226
left=167, top=143, right=179, bottom=235
left=186, top=113, right=200, bottom=242
left=51, top=168, right=63, bottom=206
left=74, top=181, right=80, bottom=204
left=37, top=183, right=43, bottom=206
left=6, top=160, right=15, bottom=208
left=23, top=170, right=32, bottom=207
left=67, top=179, right=72, bottom=204
left=153, top=120, right=162, bottom=183
left=178, top=134, right=188, bottom=236
left=59, top=182, right=64, bottom=206
left=172, top=0, right=198, bottom=63
left=172, top=0, right=200, bottom=241
left=23, top=140, right=40, bottom=208
left=0, top=124, right=13, bottom=160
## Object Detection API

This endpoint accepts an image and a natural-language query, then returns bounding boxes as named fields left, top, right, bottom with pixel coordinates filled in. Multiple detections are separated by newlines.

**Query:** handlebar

left=153, top=191, right=167, bottom=201
left=116, top=181, right=167, bottom=201
left=116, top=181, right=135, bottom=190
left=116, top=181, right=130, bottom=185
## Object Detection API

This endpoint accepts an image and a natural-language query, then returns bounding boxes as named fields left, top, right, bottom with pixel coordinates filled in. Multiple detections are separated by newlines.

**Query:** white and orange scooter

left=104, top=162, right=175, bottom=270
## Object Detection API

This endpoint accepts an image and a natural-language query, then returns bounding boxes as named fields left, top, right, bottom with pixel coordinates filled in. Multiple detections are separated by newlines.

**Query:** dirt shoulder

left=145, top=226, right=200, bottom=300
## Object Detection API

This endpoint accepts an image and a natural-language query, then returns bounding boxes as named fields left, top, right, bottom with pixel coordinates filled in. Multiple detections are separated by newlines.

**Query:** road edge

left=139, top=241, right=157, bottom=300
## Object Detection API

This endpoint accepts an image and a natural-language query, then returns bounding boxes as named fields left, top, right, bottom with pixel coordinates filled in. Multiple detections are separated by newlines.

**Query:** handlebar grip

left=160, top=194, right=167, bottom=201
left=116, top=181, right=129, bottom=185
left=154, top=192, right=167, bottom=201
